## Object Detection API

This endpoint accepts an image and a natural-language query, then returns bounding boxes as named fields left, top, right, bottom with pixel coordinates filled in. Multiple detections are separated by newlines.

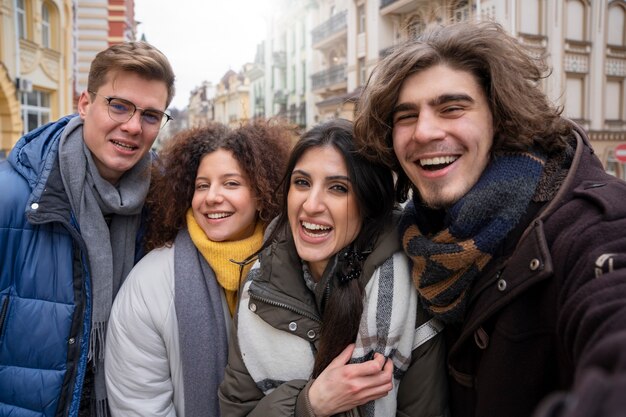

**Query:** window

left=565, top=0, right=586, bottom=41
left=519, top=0, right=542, bottom=35
left=357, top=5, right=366, bottom=34
left=605, top=79, right=623, bottom=122
left=565, top=76, right=585, bottom=120
left=16, top=0, right=26, bottom=39
left=21, top=90, right=51, bottom=134
left=42, top=3, right=50, bottom=48
left=453, top=0, right=470, bottom=23
left=608, top=3, right=626, bottom=46
left=358, top=57, right=366, bottom=86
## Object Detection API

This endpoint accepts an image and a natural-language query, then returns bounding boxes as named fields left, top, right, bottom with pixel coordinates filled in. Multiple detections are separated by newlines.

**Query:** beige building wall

left=213, top=67, right=251, bottom=128
left=0, top=0, right=73, bottom=157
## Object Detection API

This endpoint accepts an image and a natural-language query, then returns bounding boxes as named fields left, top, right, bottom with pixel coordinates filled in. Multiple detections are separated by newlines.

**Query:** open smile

left=111, top=139, right=138, bottom=151
left=301, top=221, right=332, bottom=238
left=419, top=155, right=459, bottom=171
left=206, top=212, right=233, bottom=220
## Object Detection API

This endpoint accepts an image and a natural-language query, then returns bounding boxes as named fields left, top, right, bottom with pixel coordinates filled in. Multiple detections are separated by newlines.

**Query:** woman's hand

left=308, top=344, right=393, bottom=417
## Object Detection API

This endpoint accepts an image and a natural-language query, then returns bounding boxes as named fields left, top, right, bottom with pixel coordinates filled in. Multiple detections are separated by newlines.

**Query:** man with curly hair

left=0, top=42, right=175, bottom=417
left=354, top=20, right=626, bottom=417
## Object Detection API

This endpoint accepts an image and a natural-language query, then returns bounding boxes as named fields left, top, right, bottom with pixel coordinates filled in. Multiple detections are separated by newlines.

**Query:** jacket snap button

left=474, top=327, right=489, bottom=349
left=68, top=338, right=75, bottom=345
left=31, top=203, right=39, bottom=210
left=497, top=279, right=507, bottom=291
left=249, top=303, right=257, bottom=312
left=288, top=322, right=297, bottom=331
left=529, top=258, right=541, bottom=271
left=307, top=330, right=316, bottom=339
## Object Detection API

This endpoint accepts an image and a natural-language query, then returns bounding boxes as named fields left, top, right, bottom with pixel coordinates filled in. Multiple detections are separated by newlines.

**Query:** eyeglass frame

left=88, top=90, right=173, bottom=130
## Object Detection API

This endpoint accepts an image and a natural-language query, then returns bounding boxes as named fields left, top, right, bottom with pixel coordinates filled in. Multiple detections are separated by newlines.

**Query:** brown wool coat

left=444, top=123, right=626, bottom=417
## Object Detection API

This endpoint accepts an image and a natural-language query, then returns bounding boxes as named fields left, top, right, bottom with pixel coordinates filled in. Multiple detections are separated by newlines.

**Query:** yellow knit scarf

left=186, top=209, right=264, bottom=316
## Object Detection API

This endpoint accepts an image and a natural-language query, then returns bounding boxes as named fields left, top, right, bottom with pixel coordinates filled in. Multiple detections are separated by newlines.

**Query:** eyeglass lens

left=107, top=97, right=168, bottom=129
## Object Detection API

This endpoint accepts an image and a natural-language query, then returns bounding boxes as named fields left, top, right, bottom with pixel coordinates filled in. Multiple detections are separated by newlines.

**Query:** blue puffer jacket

left=0, top=115, right=92, bottom=417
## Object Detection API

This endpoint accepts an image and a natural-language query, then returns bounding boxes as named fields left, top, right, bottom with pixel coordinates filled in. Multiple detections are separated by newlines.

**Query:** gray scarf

left=175, top=228, right=229, bottom=417
left=58, top=117, right=150, bottom=416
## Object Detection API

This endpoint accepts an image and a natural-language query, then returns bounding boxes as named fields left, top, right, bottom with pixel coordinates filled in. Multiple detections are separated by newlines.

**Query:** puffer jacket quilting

left=0, top=115, right=91, bottom=417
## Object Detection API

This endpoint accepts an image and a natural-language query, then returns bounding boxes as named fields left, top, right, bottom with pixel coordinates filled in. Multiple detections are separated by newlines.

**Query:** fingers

left=345, top=352, right=391, bottom=378
left=309, top=351, right=394, bottom=416
left=327, top=343, right=356, bottom=369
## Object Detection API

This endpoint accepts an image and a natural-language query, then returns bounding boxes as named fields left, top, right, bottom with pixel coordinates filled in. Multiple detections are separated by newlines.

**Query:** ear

left=77, top=90, right=92, bottom=120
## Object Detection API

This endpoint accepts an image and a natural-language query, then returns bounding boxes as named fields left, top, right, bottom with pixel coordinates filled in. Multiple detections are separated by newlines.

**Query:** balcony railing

left=312, top=10, right=347, bottom=45
left=273, top=89, right=288, bottom=104
left=273, top=51, right=286, bottom=68
left=311, top=64, right=346, bottom=91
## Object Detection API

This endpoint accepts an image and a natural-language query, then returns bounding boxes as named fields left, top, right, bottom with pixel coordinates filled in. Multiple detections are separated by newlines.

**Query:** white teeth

left=302, top=221, right=331, bottom=231
left=419, top=156, right=458, bottom=166
left=206, top=212, right=230, bottom=219
left=112, top=140, right=136, bottom=150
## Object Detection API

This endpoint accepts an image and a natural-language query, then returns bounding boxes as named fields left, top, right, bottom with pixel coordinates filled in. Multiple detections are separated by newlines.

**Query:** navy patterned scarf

left=400, top=151, right=546, bottom=324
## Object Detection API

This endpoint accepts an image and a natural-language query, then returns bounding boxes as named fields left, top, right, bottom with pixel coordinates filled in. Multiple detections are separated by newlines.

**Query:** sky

left=135, top=1, right=274, bottom=110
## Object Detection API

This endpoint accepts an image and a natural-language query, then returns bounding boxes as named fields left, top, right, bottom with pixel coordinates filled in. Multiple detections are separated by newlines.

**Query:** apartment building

left=75, top=0, right=136, bottom=103
left=262, top=0, right=314, bottom=128
left=188, top=80, right=215, bottom=128
left=0, top=0, right=73, bottom=158
left=213, top=66, right=251, bottom=128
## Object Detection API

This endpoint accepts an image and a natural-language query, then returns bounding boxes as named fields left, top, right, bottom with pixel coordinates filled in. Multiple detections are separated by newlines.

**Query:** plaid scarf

left=400, top=152, right=545, bottom=324
left=237, top=252, right=418, bottom=417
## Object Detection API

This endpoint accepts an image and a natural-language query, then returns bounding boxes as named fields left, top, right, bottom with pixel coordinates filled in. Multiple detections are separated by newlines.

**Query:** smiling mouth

left=419, top=156, right=458, bottom=171
left=301, top=221, right=332, bottom=237
left=111, top=140, right=138, bottom=151
left=206, top=212, right=232, bottom=220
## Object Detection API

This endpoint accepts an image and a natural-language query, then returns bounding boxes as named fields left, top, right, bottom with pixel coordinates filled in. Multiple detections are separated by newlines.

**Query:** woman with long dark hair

left=219, top=119, right=448, bottom=416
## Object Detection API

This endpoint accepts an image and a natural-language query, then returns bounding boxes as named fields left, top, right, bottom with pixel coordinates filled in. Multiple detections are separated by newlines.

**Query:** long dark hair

left=264, top=118, right=395, bottom=377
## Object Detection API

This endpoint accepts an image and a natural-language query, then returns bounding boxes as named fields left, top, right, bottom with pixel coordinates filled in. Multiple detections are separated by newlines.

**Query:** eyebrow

left=108, top=95, right=165, bottom=112
left=291, top=169, right=352, bottom=183
left=393, top=93, right=475, bottom=114
left=195, top=173, right=243, bottom=181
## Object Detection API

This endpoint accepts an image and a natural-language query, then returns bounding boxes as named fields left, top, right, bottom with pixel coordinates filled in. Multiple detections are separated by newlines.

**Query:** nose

left=302, top=187, right=324, bottom=214
left=205, top=185, right=224, bottom=204
left=412, top=110, right=445, bottom=143
left=120, top=111, right=143, bottom=135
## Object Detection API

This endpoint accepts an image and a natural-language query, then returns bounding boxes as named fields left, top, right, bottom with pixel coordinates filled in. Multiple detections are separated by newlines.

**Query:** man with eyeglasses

left=0, top=42, right=175, bottom=417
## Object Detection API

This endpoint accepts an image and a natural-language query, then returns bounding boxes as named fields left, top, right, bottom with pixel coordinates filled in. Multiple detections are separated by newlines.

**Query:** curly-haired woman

left=105, top=121, right=292, bottom=417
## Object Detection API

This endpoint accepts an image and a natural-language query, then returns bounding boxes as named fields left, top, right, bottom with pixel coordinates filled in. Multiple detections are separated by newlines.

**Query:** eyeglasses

left=88, top=91, right=172, bottom=131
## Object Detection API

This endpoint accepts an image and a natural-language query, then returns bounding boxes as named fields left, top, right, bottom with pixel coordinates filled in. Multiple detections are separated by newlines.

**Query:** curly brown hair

left=354, top=20, right=572, bottom=202
left=144, top=120, right=294, bottom=251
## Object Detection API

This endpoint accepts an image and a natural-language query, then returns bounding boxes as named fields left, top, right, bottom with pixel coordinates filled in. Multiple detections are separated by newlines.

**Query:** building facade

left=0, top=0, right=73, bottom=158
left=187, top=80, right=215, bottom=128
left=74, top=0, right=135, bottom=102
left=213, top=67, right=251, bottom=128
